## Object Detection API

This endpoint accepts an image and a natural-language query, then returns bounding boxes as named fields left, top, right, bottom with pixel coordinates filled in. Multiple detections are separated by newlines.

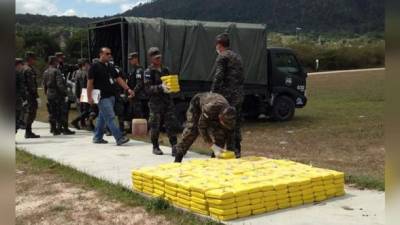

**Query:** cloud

left=120, top=1, right=149, bottom=12
left=63, top=9, right=77, bottom=16
left=16, top=0, right=60, bottom=15
left=85, top=0, right=126, bottom=3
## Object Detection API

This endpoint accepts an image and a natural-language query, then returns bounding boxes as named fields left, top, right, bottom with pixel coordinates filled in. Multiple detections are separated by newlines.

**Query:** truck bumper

left=295, top=95, right=307, bottom=108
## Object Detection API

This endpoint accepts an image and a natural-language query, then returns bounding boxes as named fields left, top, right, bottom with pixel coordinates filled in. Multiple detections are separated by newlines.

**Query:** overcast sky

left=16, top=0, right=150, bottom=18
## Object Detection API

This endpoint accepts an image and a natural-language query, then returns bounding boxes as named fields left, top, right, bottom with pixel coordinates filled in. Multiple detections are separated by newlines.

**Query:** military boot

left=61, top=123, right=75, bottom=135
left=169, top=136, right=178, bottom=157
left=174, top=150, right=184, bottom=163
left=71, top=119, right=81, bottom=130
left=25, top=124, right=40, bottom=138
left=152, top=140, right=163, bottom=155
left=235, top=140, right=241, bottom=158
left=50, top=122, right=60, bottom=136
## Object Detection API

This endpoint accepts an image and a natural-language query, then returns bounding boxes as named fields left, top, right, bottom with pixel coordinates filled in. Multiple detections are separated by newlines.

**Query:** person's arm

left=116, top=77, right=134, bottom=97
left=56, top=70, right=68, bottom=97
left=144, top=69, right=163, bottom=95
left=210, top=55, right=227, bottom=93
left=133, top=68, right=144, bottom=95
left=24, top=68, right=38, bottom=100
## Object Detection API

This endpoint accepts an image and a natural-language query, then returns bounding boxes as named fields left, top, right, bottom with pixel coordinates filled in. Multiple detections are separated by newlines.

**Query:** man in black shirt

left=87, top=47, right=133, bottom=145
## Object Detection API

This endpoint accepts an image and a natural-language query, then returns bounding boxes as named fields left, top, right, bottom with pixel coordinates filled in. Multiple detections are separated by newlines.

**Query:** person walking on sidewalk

left=87, top=47, right=133, bottom=145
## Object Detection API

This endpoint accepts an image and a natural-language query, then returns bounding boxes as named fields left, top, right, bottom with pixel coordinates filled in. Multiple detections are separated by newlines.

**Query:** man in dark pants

left=144, top=47, right=179, bottom=156
left=55, top=52, right=75, bottom=134
left=22, top=51, right=40, bottom=138
left=87, top=47, right=133, bottom=145
left=71, top=58, right=91, bottom=130
left=16, top=58, right=27, bottom=133
left=211, top=33, right=244, bottom=158
left=174, top=92, right=236, bottom=163
left=127, top=52, right=146, bottom=121
left=43, top=56, right=71, bottom=135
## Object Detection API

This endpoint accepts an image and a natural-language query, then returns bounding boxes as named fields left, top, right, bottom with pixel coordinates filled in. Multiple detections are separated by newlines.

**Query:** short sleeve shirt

left=88, top=62, right=121, bottom=99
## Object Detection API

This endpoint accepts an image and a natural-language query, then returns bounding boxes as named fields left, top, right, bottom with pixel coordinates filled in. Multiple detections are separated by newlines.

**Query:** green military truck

left=88, top=17, right=307, bottom=122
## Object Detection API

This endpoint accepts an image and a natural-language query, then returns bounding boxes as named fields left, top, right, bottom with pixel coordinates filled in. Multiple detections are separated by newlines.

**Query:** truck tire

left=271, top=95, right=295, bottom=121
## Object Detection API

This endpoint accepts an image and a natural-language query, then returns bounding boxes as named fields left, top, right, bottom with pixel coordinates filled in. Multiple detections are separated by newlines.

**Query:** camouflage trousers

left=24, top=98, right=38, bottom=126
left=176, top=95, right=230, bottom=156
left=148, top=99, right=179, bottom=145
left=47, top=98, right=67, bottom=128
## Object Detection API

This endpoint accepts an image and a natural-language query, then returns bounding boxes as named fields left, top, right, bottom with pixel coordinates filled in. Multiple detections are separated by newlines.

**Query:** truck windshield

left=275, top=53, right=301, bottom=75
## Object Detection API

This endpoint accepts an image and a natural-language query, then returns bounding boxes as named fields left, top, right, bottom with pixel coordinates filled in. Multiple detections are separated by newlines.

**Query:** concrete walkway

left=16, top=121, right=385, bottom=225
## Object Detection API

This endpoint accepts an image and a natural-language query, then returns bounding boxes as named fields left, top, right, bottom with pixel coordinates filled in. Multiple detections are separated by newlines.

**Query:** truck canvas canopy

left=89, top=17, right=268, bottom=85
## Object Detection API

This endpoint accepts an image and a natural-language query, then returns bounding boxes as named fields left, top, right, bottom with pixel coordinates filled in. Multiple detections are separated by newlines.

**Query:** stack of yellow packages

left=131, top=157, right=345, bottom=222
left=161, top=75, right=180, bottom=93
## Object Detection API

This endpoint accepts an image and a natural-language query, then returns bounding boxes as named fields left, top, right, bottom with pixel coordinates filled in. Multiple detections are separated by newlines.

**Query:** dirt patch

left=16, top=168, right=171, bottom=225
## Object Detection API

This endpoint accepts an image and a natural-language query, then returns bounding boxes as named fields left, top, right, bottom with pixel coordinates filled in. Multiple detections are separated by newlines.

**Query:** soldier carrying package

left=144, top=47, right=179, bottom=156
left=174, top=92, right=236, bottom=163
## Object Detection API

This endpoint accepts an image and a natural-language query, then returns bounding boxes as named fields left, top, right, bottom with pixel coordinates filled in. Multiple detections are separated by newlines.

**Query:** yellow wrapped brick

left=278, top=202, right=291, bottom=209
left=191, top=196, right=207, bottom=205
left=237, top=205, right=252, bottom=213
left=190, top=207, right=209, bottom=215
left=303, top=198, right=314, bottom=204
left=211, top=213, right=238, bottom=221
left=235, top=194, right=249, bottom=202
left=290, top=200, right=303, bottom=207
left=264, top=200, right=277, bottom=208
left=251, top=202, right=264, bottom=210
left=236, top=199, right=251, bottom=207
left=205, top=188, right=235, bottom=199
left=209, top=207, right=237, bottom=216
left=208, top=197, right=235, bottom=205
left=218, top=151, right=236, bottom=159
left=252, top=207, right=267, bottom=215
left=237, top=210, right=252, bottom=218
left=190, top=201, right=207, bottom=210
left=209, top=202, right=236, bottom=210
left=191, top=191, right=205, bottom=199
left=267, top=204, right=279, bottom=212
left=249, top=192, right=263, bottom=199
left=250, top=198, right=262, bottom=205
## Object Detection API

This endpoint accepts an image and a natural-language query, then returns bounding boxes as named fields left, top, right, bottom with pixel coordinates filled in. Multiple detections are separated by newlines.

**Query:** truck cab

left=267, top=47, right=307, bottom=121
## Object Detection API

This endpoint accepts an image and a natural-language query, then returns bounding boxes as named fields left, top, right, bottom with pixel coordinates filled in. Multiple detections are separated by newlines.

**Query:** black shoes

left=152, top=146, right=164, bottom=155
left=62, top=128, right=75, bottom=135
left=174, top=151, right=184, bottom=163
left=93, top=139, right=108, bottom=144
left=25, top=132, right=40, bottom=138
left=116, top=136, right=130, bottom=146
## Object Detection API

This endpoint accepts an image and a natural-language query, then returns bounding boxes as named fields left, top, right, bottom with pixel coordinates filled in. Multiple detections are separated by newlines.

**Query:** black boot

left=62, top=123, right=75, bottom=135
left=50, top=122, right=60, bottom=136
left=152, top=140, right=163, bottom=155
left=71, top=119, right=81, bottom=130
left=174, top=150, right=184, bottom=163
left=169, top=136, right=178, bottom=157
left=235, top=139, right=241, bottom=158
left=25, top=124, right=40, bottom=138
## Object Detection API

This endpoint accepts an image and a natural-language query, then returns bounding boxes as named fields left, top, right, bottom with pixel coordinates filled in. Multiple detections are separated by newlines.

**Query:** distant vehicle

left=88, top=17, right=307, bottom=123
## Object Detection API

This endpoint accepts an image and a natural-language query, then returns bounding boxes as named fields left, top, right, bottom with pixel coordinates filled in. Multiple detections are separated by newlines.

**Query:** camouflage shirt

left=43, top=66, right=68, bottom=100
left=22, top=65, right=39, bottom=100
left=211, top=49, right=244, bottom=107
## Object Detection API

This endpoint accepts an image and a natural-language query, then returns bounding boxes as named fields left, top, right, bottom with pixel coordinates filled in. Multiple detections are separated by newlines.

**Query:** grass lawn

left=34, top=70, right=384, bottom=190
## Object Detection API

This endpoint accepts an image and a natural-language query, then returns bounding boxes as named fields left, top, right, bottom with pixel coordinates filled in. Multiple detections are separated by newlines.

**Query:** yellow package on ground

left=251, top=202, right=264, bottom=210
left=207, top=197, right=235, bottom=205
left=208, top=202, right=236, bottom=210
left=205, top=188, right=235, bottom=199
left=191, top=191, right=205, bottom=199
left=236, top=199, right=251, bottom=207
left=252, top=207, right=267, bottom=215
left=190, top=206, right=209, bottom=215
left=209, top=207, right=237, bottom=216
left=237, top=210, right=252, bottom=218
left=191, top=196, right=207, bottom=205
left=237, top=205, right=252, bottom=213
left=290, top=200, right=303, bottom=207
left=218, top=151, right=236, bottom=159
left=190, top=201, right=207, bottom=210
left=211, top=213, right=238, bottom=221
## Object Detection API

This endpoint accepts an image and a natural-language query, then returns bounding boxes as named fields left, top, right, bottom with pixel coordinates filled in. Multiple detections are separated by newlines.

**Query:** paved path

left=308, top=67, right=385, bottom=76
left=16, top=121, right=385, bottom=225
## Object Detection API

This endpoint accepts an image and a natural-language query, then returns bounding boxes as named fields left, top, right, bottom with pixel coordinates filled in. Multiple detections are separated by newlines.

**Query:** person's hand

left=64, top=97, right=69, bottom=103
left=210, top=144, right=223, bottom=157
left=36, top=98, right=41, bottom=107
left=127, top=89, right=135, bottom=98
left=161, top=83, right=170, bottom=93
left=22, top=100, right=28, bottom=107
left=88, top=97, right=95, bottom=105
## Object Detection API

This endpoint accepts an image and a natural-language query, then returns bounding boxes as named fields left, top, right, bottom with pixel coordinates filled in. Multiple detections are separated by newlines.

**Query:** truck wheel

left=271, top=95, right=295, bottom=121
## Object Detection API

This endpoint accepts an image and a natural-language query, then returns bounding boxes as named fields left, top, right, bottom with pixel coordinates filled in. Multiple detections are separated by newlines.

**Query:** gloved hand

left=65, top=97, right=69, bottom=103
left=161, top=83, right=170, bottom=93
left=36, top=98, right=41, bottom=107
left=22, top=100, right=28, bottom=107
left=210, top=144, right=223, bottom=157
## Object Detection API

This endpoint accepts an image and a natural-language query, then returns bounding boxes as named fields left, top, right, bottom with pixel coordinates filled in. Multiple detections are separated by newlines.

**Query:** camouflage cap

left=220, top=106, right=236, bottom=130
left=55, top=52, right=64, bottom=57
left=78, top=58, right=89, bottom=65
left=15, top=58, right=24, bottom=65
left=48, top=55, right=57, bottom=64
left=147, top=47, right=161, bottom=58
left=25, top=51, right=36, bottom=60
left=128, top=52, right=139, bottom=60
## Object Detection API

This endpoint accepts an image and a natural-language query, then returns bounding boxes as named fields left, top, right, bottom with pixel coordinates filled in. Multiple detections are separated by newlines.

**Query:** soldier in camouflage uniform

left=174, top=92, right=236, bottom=163
left=16, top=58, right=27, bottom=133
left=22, top=52, right=40, bottom=138
left=211, top=33, right=244, bottom=158
left=71, top=58, right=91, bottom=130
left=43, top=56, right=70, bottom=135
left=55, top=52, right=75, bottom=134
left=127, top=52, right=147, bottom=121
left=144, top=47, right=179, bottom=155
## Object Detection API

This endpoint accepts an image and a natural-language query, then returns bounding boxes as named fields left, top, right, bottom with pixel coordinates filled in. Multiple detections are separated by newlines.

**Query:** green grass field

left=35, top=70, right=385, bottom=190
